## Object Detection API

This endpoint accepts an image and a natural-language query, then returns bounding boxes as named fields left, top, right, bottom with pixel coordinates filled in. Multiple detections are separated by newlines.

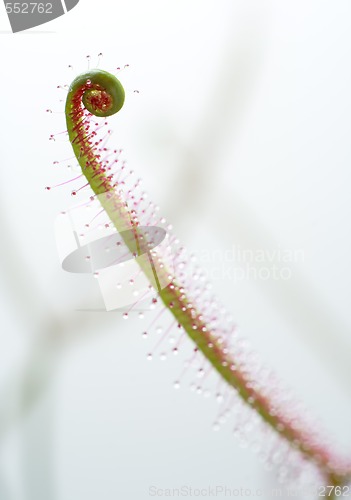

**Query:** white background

left=0, top=1, right=351, bottom=499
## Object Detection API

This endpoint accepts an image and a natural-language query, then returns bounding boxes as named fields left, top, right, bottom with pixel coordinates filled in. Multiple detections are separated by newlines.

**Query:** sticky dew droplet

left=216, top=393, right=223, bottom=403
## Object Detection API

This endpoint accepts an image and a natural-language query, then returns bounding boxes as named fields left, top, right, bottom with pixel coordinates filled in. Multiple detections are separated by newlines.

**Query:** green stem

left=64, top=69, right=350, bottom=486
